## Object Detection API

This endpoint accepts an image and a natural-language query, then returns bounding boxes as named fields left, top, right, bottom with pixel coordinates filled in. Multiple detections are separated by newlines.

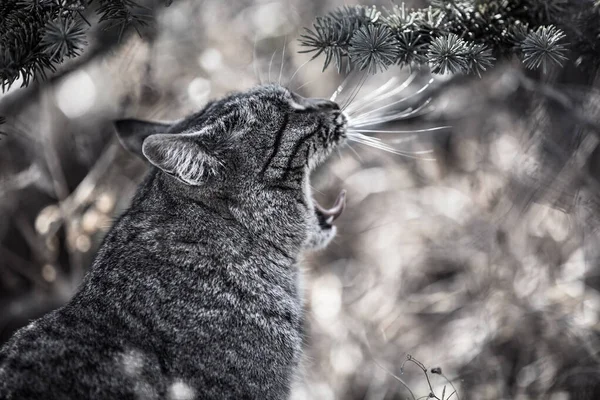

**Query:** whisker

left=310, top=184, right=325, bottom=196
left=288, top=59, right=311, bottom=87
left=348, top=126, right=451, bottom=134
left=278, top=37, right=287, bottom=86
left=346, top=73, right=417, bottom=115
left=342, top=72, right=369, bottom=111
left=349, top=99, right=434, bottom=127
left=268, top=50, right=277, bottom=84
left=350, top=138, right=434, bottom=156
left=342, top=75, right=365, bottom=110
left=348, top=137, right=436, bottom=160
left=343, top=76, right=398, bottom=113
left=253, top=32, right=263, bottom=85
left=349, top=137, right=412, bottom=154
left=350, top=108, right=432, bottom=127
left=340, top=74, right=363, bottom=110
left=296, top=79, right=316, bottom=91
left=350, top=78, right=434, bottom=121
left=345, top=142, right=364, bottom=163
left=347, top=131, right=435, bottom=154
left=330, top=71, right=356, bottom=102
left=379, top=134, right=418, bottom=144
left=346, top=131, right=383, bottom=144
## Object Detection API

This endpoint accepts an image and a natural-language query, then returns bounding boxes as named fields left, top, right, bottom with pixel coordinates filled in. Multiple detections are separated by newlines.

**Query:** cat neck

left=130, top=169, right=309, bottom=255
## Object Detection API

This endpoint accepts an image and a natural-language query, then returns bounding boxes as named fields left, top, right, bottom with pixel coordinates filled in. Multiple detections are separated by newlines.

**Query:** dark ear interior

left=114, top=119, right=173, bottom=157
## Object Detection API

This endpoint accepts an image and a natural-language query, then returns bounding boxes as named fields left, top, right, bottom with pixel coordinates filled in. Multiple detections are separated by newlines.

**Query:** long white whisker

left=288, top=59, right=311, bottom=87
left=347, top=137, right=436, bottom=160
left=348, top=138, right=436, bottom=160
left=347, top=132, right=435, bottom=153
left=346, top=73, right=417, bottom=115
left=345, top=142, right=364, bottom=162
left=296, top=79, right=316, bottom=91
left=253, top=32, right=263, bottom=84
left=330, top=71, right=355, bottom=102
left=348, top=126, right=451, bottom=134
left=342, top=71, right=369, bottom=110
left=381, top=134, right=419, bottom=144
left=341, top=74, right=364, bottom=109
left=346, top=131, right=384, bottom=144
left=351, top=78, right=434, bottom=120
left=310, top=184, right=325, bottom=196
left=343, top=76, right=399, bottom=113
left=342, top=72, right=368, bottom=111
left=350, top=98, right=433, bottom=127
left=350, top=107, right=434, bottom=127
left=278, top=38, right=287, bottom=86
left=268, top=50, right=277, bottom=83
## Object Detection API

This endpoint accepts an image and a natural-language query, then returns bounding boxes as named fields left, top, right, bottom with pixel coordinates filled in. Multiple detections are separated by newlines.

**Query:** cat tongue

left=315, top=190, right=346, bottom=225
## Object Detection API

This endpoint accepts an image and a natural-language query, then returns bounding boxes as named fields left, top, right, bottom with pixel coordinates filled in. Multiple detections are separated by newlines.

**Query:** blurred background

left=2, top=0, right=600, bottom=399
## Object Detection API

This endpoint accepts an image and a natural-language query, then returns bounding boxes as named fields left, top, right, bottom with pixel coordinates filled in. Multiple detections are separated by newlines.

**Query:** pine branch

left=520, top=25, right=568, bottom=73
left=395, top=31, right=429, bottom=69
left=298, top=16, right=353, bottom=73
left=40, top=16, right=88, bottom=62
left=427, top=33, right=469, bottom=74
left=299, top=1, right=583, bottom=77
left=465, top=42, right=495, bottom=77
left=348, top=25, right=399, bottom=73
left=0, top=0, right=165, bottom=92
left=97, top=0, right=153, bottom=39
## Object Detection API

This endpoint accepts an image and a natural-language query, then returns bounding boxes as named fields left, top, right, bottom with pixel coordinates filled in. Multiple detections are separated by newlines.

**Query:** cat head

left=115, top=84, right=347, bottom=249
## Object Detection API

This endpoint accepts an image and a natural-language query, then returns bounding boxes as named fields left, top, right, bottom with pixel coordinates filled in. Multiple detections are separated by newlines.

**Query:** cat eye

left=289, top=92, right=339, bottom=112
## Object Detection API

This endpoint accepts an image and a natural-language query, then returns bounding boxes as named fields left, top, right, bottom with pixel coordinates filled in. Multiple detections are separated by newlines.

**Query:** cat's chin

left=304, top=224, right=337, bottom=251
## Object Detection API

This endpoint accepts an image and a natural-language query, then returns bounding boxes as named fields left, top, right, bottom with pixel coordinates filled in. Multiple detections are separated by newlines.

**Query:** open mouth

left=314, top=190, right=346, bottom=229
left=310, top=110, right=347, bottom=230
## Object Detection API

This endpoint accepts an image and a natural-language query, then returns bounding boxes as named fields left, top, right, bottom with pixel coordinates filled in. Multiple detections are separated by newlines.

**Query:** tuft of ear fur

left=114, top=119, right=173, bottom=157
left=142, top=133, right=220, bottom=186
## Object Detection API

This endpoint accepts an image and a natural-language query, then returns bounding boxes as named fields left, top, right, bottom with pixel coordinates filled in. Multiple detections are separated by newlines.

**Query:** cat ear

left=114, top=119, right=173, bottom=158
left=142, top=133, right=220, bottom=186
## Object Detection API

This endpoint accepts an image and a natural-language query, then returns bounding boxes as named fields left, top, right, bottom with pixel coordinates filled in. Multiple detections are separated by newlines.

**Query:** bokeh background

left=2, top=0, right=600, bottom=399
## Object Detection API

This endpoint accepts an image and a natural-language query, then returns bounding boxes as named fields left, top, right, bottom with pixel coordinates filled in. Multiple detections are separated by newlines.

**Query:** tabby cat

left=0, top=84, right=347, bottom=399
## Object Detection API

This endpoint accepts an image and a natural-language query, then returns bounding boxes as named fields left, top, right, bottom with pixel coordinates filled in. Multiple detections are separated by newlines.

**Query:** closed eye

left=289, top=92, right=308, bottom=111
left=288, top=92, right=339, bottom=112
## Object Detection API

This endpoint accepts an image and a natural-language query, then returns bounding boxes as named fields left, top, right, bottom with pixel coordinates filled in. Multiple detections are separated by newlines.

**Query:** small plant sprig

left=299, top=1, right=577, bottom=77
left=400, top=354, right=460, bottom=400
left=0, top=0, right=162, bottom=92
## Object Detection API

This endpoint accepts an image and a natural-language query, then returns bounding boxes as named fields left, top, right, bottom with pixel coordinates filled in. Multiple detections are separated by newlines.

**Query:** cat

left=0, top=84, right=347, bottom=399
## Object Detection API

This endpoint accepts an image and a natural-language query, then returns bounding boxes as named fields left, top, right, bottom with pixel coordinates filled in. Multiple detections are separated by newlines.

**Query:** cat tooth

left=314, top=190, right=346, bottom=222
left=331, top=190, right=346, bottom=221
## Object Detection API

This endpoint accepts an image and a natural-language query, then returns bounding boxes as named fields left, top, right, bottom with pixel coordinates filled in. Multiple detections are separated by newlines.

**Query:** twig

left=361, top=331, right=417, bottom=400
left=46, top=140, right=120, bottom=239
left=404, top=355, right=441, bottom=400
